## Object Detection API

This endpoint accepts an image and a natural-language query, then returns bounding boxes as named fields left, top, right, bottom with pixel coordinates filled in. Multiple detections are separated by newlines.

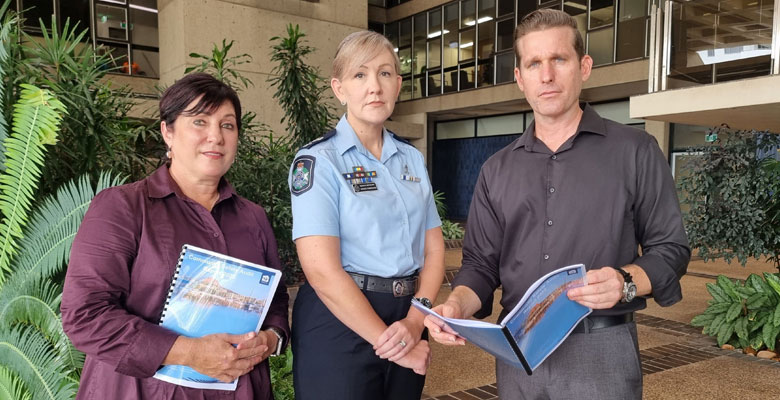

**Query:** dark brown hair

left=159, top=72, right=242, bottom=132
left=513, top=9, right=585, bottom=64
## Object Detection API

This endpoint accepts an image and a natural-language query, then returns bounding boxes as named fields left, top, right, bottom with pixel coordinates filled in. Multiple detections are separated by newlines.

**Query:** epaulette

left=389, top=130, right=411, bottom=145
left=300, top=129, right=337, bottom=150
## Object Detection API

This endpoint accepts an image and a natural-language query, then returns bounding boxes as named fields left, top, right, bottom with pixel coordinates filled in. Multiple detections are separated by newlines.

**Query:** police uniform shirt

left=289, top=116, right=441, bottom=278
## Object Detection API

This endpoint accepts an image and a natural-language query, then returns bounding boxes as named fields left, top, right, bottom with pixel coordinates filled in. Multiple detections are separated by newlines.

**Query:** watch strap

left=268, top=327, right=284, bottom=357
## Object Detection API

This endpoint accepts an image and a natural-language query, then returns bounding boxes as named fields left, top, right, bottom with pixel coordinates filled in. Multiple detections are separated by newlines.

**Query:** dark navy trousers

left=292, top=282, right=426, bottom=400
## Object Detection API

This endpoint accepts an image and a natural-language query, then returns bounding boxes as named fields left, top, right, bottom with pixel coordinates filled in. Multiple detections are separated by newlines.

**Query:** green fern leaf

left=0, top=84, right=66, bottom=283
left=0, top=327, right=77, bottom=400
left=0, top=364, right=31, bottom=400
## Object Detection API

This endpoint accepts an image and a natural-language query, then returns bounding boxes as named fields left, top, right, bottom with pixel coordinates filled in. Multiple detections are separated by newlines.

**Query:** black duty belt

left=571, top=313, right=634, bottom=334
left=348, top=272, right=419, bottom=297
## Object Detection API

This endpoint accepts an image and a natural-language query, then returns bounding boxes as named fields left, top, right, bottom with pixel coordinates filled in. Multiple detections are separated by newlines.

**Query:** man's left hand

left=566, top=267, right=623, bottom=309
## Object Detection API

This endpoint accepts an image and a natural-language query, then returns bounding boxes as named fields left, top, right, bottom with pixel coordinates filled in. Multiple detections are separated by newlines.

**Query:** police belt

left=571, top=313, right=634, bottom=334
left=348, top=271, right=419, bottom=297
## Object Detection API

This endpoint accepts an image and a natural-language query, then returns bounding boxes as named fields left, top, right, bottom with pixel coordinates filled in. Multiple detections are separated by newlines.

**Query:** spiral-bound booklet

left=152, top=244, right=281, bottom=390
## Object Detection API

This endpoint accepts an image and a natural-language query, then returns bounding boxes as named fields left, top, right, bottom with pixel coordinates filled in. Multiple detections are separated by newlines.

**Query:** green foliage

left=0, top=10, right=162, bottom=197
left=268, top=24, right=337, bottom=148
left=691, top=273, right=780, bottom=351
left=678, top=126, right=780, bottom=271
left=269, top=347, right=294, bottom=400
left=433, top=190, right=464, bottom=240
left=185, top=39, right=253, bottom=91
left=0, top=84, right=65, bottom=283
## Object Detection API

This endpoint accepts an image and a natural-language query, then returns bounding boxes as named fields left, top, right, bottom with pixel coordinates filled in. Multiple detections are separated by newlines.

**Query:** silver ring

left=398, top=339, right=407, bottom=348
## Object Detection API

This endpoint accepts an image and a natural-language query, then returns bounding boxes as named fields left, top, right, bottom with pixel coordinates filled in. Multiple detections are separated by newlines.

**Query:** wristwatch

left=414, top=297, right=433, bottom=309
left=616, top=267, right=637, bottom=303
left=267, top=327, right=284, bottom=357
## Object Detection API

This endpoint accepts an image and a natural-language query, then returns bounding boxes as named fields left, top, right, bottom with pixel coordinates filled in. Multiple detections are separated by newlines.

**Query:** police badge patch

left=291, top=155, right=315, bottom=196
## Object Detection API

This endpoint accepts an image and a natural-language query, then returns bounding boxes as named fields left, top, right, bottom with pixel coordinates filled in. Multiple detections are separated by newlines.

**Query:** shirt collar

left=147, top=164, right=237, bottom=204
left=333, top=114, right=398, bottom=162
left=513, top=103, right=607, bottom=151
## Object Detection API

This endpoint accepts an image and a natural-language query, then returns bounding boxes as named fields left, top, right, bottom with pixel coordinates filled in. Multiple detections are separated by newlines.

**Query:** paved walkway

left=419, top=251, right=780, bottom=399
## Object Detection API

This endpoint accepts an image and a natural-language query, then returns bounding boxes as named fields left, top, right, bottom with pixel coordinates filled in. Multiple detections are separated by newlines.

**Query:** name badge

left=343, top=166, right=378, bottom=192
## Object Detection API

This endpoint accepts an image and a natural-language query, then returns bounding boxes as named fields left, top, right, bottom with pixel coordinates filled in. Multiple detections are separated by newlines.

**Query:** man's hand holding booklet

left=412, top=264, right=591, bottom=374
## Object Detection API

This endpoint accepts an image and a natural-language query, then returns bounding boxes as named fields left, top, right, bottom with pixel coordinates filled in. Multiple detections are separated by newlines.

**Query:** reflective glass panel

left=495, top=52, right=514, bottom=83
left=460, top=29, right=475, bottom=62
left=444, top=3, right=459, bottom=68
left=478, top=20, right=495, bottom=59
left=399, top=47, right=412, bottom=74
left=400, top=77, right=412, bottom=100
left=590, top=0, right=615, bottom=29
left=132, top=48, right=159, bottom=77
left=588, top=27, right=614, bottom=65
left=498, top=0, right=514, bottom=17
left=496, top=18, right=514, bottom=51
left=477, top=58, right=494, bottom=87
left=460, top=64, right=475, bottom=90
left=477, top=113, right=524, bottom=136
left=130, top=7, right=158, bottom=47
left=96, top=5, right=128, bottom=40
left=428, top=70, right=442, bottom=95
left=461, top=0, right=476, bottom=28
left=616, top=0, right=647, bottom=61
left=428, top=38, right=441, bottom=68
left=400, top=18, right=412, bottom=48
left=437, top=119, right=475, bottom=140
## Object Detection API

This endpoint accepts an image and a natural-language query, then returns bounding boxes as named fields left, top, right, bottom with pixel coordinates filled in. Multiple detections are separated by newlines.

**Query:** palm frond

left=0, top=327, right=78, bottom=400
left=0, top=84, right=66, bottom=283
left=13, top=172, right=123, bottom=284
left=0, top=364, right=31, bottom=400
left=0, top=1, right=20, bottom=167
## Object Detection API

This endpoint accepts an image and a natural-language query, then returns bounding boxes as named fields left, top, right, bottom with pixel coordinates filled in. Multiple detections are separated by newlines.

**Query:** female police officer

left=289, top=31, right=445, bottom=399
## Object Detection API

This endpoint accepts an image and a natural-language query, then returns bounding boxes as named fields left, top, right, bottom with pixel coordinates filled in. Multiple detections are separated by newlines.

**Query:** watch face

left=626, top=283, right=637, bottom=301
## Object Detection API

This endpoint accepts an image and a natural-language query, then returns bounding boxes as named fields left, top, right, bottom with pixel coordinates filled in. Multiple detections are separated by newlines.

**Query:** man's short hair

left=513, top=9, right=585, bottom=64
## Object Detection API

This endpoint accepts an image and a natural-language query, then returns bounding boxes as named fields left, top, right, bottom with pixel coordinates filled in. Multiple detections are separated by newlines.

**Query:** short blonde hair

left=332, top=30, right=401, bottom=80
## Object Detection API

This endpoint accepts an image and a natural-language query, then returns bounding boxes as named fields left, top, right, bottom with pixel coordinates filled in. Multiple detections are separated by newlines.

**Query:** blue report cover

left=413, top=264, right=590, bottom=374
left=153, top=245, right=281, bottom=390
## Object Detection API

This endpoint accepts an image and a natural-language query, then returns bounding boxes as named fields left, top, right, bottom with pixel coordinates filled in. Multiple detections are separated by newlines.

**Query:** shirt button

left=213, top=232, right=220, bottom=238
left=551, top=155, right=557, bottom=160
left=549, top=187, right=555, bottom=193
left=547, top=220, right=553, bottom=226
left=544, top=254, right=550, bottom=260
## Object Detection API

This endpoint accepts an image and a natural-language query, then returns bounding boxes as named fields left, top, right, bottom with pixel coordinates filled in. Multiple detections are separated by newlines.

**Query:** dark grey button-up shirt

left=452, top=104, right=690, bottom=319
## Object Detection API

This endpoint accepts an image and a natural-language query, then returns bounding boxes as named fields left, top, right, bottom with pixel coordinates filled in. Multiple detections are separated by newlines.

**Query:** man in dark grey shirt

left=424, top=9, right=689, bottom=399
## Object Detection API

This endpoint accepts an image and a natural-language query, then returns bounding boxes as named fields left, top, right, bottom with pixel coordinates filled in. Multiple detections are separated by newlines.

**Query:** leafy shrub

left=691, top=274, right=780, bottom=351
left=269, top=347, right=294, bottom=400
left=678, top=127, right=780, bottom=270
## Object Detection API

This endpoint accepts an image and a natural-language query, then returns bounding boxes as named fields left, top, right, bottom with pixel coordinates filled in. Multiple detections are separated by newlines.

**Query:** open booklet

left=153, top=244, right=282, bottom=390
left=413, top=263, right=590, bottom=375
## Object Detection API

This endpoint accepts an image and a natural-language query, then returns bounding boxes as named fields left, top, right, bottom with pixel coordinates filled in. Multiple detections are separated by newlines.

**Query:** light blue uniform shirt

left=289, top=116, right=441, bottom=278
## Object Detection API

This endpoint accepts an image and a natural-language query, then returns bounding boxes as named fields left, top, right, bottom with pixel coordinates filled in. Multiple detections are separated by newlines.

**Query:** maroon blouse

left=61, top=165, right=289, bottom=399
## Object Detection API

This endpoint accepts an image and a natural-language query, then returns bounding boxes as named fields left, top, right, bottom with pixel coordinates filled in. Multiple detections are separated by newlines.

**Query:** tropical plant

left=185, top=39, right=253, bottom=92
left=268, top=24, right=337, bottom=148
left=691, top=273, right=780, bottom=352
left=1, top=10, right=161, bottom=197
left=433, top=190, right=464, bottom=240
left=269, top=347, right=294, bottom=400
left=678, top=126, right=780, bottom=271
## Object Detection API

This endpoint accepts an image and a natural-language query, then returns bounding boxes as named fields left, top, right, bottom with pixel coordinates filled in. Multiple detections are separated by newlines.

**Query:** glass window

left=478, top=0, right=496, bottom=22
left=461, top=0, right=476, bottom=28
left=399, top=18, right=412, bottom=48
left=129, top=7, right=158, bottom=48
left=477, top=58, right=494, bottom=87
left=21, top=0, right=54, bottom=30
left=413, top=74, right=424, bottom=99
left=478, top=19, right=495, bottom=60
left=460, top=63, right=475, bottom=90
left=443, top=3, right=459, bottom=68
left=495, top=52, right=514, bottom=83
left=615, top=0, right=647, bottom=61
left=400, top=78, right=412, bottom=100
left=460, top=29, right=475, bottom=62
left=96, top=5, right=128, bottom=41
left=428, top=70, right=442, bottom=95
left=517, top=0, right=535, bottom=20
left=132, top=48, right=158, bottom=77
left=498, top=0, right=514, bottom=17
left=477, top=113, right=524, bottom=136
left=386, top=21, right=399, bottom=48
left=413, top=14, right=426, bottom=75
left=444, top=68, right=458, bottom=93
left=496, top=18, right=514, bottom=51
left=428, top=38, right=441, bottom=69
left=590, top=0, right=615, bottom=29
left=62, top=0, right=91, bottom=34
left=524, top=113, right=534, bottom=130
left=98, top=41, right=130, bottom=71
left=588, top=27, right=614, bottom=65
left=399, top=47, right=412, bottom=74
left=437, top=119, right=475, bottom=140
left=429, top=9, right=442, bottom=37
